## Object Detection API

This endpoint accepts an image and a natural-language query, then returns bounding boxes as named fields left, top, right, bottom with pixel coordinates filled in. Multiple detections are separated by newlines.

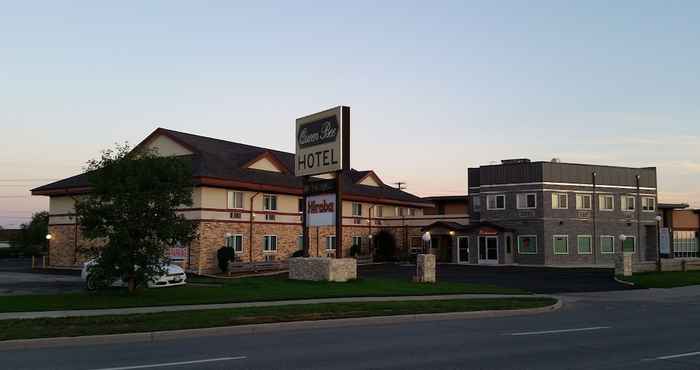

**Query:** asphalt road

left=0, top=258, right=83, bottom=295
left=3, top=287, right=700, bottom=369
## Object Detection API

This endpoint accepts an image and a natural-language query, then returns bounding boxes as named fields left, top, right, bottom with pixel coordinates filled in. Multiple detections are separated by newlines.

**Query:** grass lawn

left=0, top=276, right=527, bottom=313
left=0, top=298, right=555, bottom=341
left=619, top=271, right=700, bottom=288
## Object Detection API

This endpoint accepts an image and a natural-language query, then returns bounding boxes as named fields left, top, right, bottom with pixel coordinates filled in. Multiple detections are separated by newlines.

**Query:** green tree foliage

left=76, top=144, right=197, bottom=293
left=12, top=211, right=49, bottom=254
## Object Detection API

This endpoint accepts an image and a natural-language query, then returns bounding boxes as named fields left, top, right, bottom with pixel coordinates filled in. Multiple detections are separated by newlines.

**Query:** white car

left=81, top=260, right=187, bottom=290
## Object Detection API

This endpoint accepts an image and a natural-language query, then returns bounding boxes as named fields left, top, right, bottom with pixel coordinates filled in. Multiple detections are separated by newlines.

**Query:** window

left=225, top=234, right=243, bottom=253
left=410, top=237, right=423, bottom=254
left=263, top=235, right=277, bottom=253
left=297, top=235, right=304, bottom=251
left=263, top=195, right=277, bottom=220
left=227, top=191, right=243, bottom=209
left=487, top=194, right=506, bottom=210
left=394, top=207, right=400, bottom=217
left=326, top=235, right=337, bottom=251
left=552, top=193, right=568, bottom=209
left=622, top=236, right=635, bottom=253
left=642, top=197, right=656, bottom=212
left=352, top=203, right=362, bottom=216
left=517, top=193, right=537, bottom=209
left=577, top=235, right=592, bottom=255
left=600, top=236, right=615, bottom=254
left=376, top=206, right=383, bottom=218
left=352, top=236, right=362, bottom=248
left=599, top=195, right=614, bottom=211
left=408, top=208, right=417, bottom=216
left=473, top=196, right=481, bottom=212
left=553, top=235, right=569, bottom=255
left=576, top=194, right=592, bottom=210
left=621, top=195, right=635, bottom=212
left=673, top=231, right=698, bottom=258
left=298, top=198, right=304, bottom=213
left=518, top=235, right=537, bottom=255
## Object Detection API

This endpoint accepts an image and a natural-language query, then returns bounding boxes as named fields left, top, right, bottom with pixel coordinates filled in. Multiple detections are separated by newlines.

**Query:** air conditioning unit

left=230, top=212, right=242, bottom=219
left=264, top=254, right=276, bottom=262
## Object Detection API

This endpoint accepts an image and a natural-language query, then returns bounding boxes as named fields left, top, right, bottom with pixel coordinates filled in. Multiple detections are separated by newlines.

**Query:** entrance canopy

left=421, top=221, right=513, bottom=236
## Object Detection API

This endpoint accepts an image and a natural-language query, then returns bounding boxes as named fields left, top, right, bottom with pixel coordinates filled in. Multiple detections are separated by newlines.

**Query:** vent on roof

left=551, top=158, right=561, bottom=163
left=501, top=158, right=531, bottom=165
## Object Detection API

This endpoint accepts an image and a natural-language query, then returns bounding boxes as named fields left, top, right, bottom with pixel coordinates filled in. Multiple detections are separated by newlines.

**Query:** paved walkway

left=0, top=293, right=546, bottom=320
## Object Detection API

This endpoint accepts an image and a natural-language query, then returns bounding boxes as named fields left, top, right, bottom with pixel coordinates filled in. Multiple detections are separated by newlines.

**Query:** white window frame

left=622, top=235, right=636, bottom=254
left=376, top=206, right=383, bottom=218
left=642, top=197, right=656, bottom=212
left=263, top=194, right=277, bottom=221
left=552, top=193, right=569, bottom=209
left=225, top=234, right=244, bottom=253
left=326, top=235, right=337, bottom=252
left=227, top=191, right=244, bottom=210
left=297, top=235, right=304, bottom=251
left=352, top=203, right=362, bottom=216
left=553, top=235, right=569, bottom=255
left=577, top=235, right=593, bottom=255
left=408, top=208, right=416, bottom=216
left=263, top=235, right=277, bottom=253
left=599, top=195, right=614, bottom=211
left=517, top=235, right=538, bottom=255
left=576, top=194, right=592, bottom=210
left=600, top=235, right=615, bottom=254
left=517, top=193, right=537, bottom=210
left=621, top=195, right=636, bottom=212
left=487, top=194, right=506, bottom=210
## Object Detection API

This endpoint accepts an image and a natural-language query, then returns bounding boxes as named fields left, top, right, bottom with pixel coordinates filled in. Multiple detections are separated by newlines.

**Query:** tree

left=76, top=144, right=197, bottom=293
left=13, top=211, right=49, bottom=253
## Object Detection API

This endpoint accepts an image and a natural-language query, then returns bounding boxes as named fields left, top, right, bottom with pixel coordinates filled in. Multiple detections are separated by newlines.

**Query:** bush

left=373, top=230, right=397, bottom=262
left=291, top=250, right=306, bottom=258
left=216, top=247, right=236, bottom=273
left=349, top=244, right=361, bottom=258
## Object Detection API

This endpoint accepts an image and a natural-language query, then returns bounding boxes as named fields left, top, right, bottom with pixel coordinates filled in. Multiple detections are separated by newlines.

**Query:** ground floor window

left=297, top=235, right=304, bottom=251
left=352, top=236, right=363, bottom=248
left=577, top=235, right=592, bottom=255
left=517, top=235, right=537, bottom=255
left=225, top=234, right=243, bottom=253
left=263, top=235, right=277, bottom=253
left=553, top=235, right=569, bottom=255
left=326, top=235, right=336, bottom=251
left=673, top=231, right=698, bottom=258
left=622, top=236, right=635, bottom=253
left=600, top=236, right=615, bottom=254
left=410, top=237, right=423, bottom=254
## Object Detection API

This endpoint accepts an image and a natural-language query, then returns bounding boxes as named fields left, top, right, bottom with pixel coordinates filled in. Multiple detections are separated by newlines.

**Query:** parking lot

left=0, top=258, right=83, bottom=295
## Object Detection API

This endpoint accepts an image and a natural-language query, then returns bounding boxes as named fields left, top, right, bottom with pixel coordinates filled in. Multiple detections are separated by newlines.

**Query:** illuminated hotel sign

left=295, top=106, right=350, bottom=177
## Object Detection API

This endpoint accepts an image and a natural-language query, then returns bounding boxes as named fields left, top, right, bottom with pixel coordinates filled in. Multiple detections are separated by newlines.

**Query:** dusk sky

left=1, top=1, right=698, bottom=227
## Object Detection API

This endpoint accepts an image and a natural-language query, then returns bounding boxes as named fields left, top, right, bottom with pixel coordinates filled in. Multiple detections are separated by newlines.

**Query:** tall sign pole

left=295, top=106, right=350, bottom=259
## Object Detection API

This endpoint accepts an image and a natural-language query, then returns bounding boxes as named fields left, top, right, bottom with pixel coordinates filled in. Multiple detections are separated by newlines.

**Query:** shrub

left=373, top=230, right=397, bottom=262
left=217, top=247, right=236, bottom=273
left=349, top=244, right=361, bottom=258
left=291, top=250, right=306, bottom=258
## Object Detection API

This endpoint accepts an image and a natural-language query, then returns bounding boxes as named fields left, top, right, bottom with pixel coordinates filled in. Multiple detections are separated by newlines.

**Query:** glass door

left=479, top=236, right=499, bottom=264
left=457, top=237, right=469, bottom=264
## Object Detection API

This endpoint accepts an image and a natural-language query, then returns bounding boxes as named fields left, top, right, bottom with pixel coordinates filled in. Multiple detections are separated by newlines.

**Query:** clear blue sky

left=1, top=1, right=699, bottom=227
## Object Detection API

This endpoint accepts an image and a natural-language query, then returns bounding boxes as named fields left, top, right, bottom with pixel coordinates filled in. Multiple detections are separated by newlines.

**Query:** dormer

left=137, top=131, right=194, bottom=157
left=356, top=171, right=383, bottom=187
left=243, top=151, right=288, bottom=173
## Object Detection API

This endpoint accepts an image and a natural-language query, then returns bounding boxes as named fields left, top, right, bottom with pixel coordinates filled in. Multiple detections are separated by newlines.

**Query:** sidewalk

left=0, top=293, right=545, bottom=320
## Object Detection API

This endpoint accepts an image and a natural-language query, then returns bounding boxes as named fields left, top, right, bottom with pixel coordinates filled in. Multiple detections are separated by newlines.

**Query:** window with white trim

left=621, top=195, right=635, bottom=212
left=472, top=196, right=481, bottom=212
left=599, top=195, right=614, bottom=211
left=576, top=194, right=592, bottom=210
left=408, top=208, right=416, bottom=216
left=326, top=235, right=337, bottom=251
left=600, top=236, right=615, bottom=254
left=642, top=197, right=656, bottom=212
left=487, top=194, right=506, bottom=210
left=673, top=231, right=698, bottom=258
left=225, top=234, right=243, bottom=253
left=577, top=235, right=592, bottom=255
left=263, top=195, right=277, bottom=220
left=352, top=203, right=362, bottom=216
left=553, top=235, right=569, bottom=255
left=517, top=235, right=537, bottom=255
left=552, top=193, right=568, bottom=209
left=376, top=206, right=383, bottom=218
left=517, top=193, right=536, bottom=209
left=263, top=235, right=277, bottom=253
left=227, top=191, right=244, bottom=209
left=622, top=236, right=636, bottom=253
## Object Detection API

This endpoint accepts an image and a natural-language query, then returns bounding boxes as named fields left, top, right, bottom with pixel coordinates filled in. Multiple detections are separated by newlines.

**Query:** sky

left=1, top=1, right=699, bottom=228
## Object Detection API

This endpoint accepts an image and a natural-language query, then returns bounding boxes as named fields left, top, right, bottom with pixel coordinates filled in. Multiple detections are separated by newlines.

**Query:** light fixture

left=449, top=231, right=455, bottom=236
left=655, top=215, right=662, bottom=222
left=422, top=232, right=431, bottom=242
left=618, top=234, right=626, bottom=241
left=45, top=234, right=53, bottom=240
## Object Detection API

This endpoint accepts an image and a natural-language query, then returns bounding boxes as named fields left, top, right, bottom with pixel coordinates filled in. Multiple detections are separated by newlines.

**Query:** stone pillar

left=414, top=254, right=436, bottom=283
left=616, top=254, right=633, bottom=276
left=289, top=257, right=357, bottom=282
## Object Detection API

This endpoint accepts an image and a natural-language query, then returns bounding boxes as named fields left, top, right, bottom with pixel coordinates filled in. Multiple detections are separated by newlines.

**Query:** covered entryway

left=421, top=221, right=469, bottom=263
left=422, top=221, right=514, bottom=265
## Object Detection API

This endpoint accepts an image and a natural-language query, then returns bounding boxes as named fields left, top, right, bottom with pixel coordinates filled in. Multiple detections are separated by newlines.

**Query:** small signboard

left=295, top=106, right=350, bottom=177
left=306, top=193, right=336, bottom=227
left=660, top=227, right=671, bottom=255
left=169, top=243, right=188, bottom=262
left=304, top=178, right=337, bottom=195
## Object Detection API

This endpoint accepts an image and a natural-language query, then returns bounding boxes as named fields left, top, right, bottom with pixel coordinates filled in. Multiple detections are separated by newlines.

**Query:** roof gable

left=356, top=171, right=383, bottom=187
left=242, top=151, right=288, bottom=173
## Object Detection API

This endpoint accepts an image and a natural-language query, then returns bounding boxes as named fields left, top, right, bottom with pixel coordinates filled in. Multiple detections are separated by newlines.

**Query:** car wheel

left=86, top=273, right=99, bottom=291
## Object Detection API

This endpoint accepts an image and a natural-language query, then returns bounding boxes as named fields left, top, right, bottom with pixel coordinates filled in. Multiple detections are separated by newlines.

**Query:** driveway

left=359, top=263, right=636, bottom=294
left=0, top=258, right=83, bottom=295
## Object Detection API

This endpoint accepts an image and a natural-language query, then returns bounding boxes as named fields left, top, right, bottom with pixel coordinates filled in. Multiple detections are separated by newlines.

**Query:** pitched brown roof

left=32, top=128, right=431, bottom=207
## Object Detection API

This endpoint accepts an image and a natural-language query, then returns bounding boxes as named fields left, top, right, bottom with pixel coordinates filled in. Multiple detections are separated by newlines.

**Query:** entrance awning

left=422, top=221, right=513, bottom=235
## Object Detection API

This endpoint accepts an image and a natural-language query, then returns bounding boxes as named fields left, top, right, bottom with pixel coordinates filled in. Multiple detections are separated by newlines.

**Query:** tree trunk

left=128, top=274, right=136, bottom=294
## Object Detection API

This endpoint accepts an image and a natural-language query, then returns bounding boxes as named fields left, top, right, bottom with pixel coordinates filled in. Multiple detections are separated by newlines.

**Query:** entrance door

left=478, top=236, right=499, bottom=264
left=457, top=237, right=469, bottom=264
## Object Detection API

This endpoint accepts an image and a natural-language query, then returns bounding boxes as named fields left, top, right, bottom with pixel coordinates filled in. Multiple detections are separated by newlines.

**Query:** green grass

left=0, top=298, right=555, bottom=341
left=619, top=271, right=700, bottom=288
left=0, top=276, right=527, bottom=313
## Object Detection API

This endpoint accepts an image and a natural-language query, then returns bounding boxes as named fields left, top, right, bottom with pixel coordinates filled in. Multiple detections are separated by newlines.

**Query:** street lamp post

left=45, top=233, right=53, bottom=268
left=422, top=232, right=431, bottom=254
left=618, top=234, right=627, bottom=276
left=655, top=215, right=663, bottom=272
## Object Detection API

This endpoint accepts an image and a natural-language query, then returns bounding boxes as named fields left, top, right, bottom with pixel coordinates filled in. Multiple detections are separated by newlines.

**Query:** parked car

left=81, top=260, right=187, bottom=290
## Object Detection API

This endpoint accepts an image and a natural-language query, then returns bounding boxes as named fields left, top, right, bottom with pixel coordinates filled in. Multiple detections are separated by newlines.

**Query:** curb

left=0, top=298, right=561, bottom=351
left=614, top=277, right=636, bottom=286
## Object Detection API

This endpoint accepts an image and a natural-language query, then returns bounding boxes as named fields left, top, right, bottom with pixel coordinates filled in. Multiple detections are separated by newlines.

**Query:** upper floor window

left=227, top=191, right=244, bottom=209
left=621, top=195, right=635, bottom=212
left=599, top=195, right=614, bottom=211
left=516, top=193, right=536, bottom=209
left=298, top=198, right=304, bottom=213
left=576, top=194, right=592, bottom=210
left=473, top=196, right=481, bottom=212
left=352, top=203, right=362, bottom=216
left=376, top=206, right=383, bottom=218
left=408, top=208, right=417, bottom=217
left=486, top=194, right=506, bottom=210
left=552, top=193, right=568, bottom=209
left=642, top=197, right=656, bottom=212
left=263, top=194, right=277, bottom=221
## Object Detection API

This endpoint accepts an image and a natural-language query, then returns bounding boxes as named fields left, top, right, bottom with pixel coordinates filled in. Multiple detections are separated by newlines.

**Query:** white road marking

left=506, top=326, right=611, bottom=336
left=643, top=351, right=700, bottom=361
left=89, top=356, right=247, bottom=370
